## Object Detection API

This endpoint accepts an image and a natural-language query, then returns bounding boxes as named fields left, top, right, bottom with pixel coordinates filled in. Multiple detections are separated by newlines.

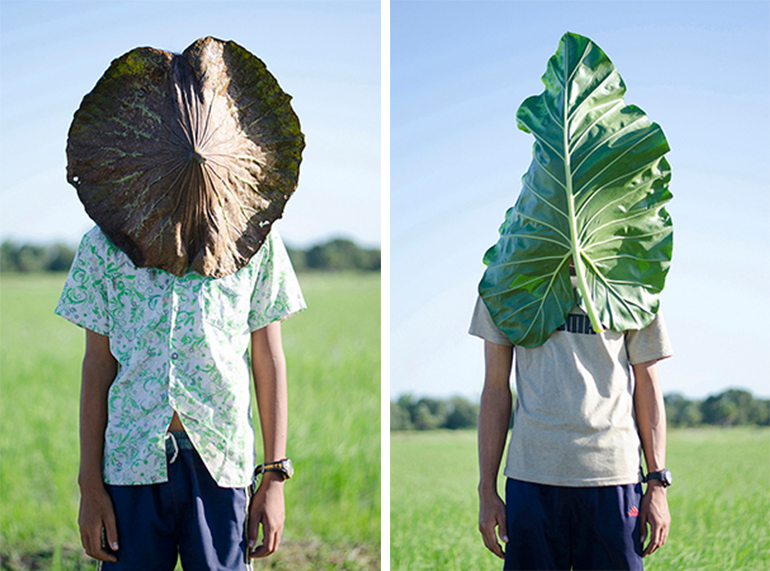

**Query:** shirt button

left=171, top=352, right=179, bottom=360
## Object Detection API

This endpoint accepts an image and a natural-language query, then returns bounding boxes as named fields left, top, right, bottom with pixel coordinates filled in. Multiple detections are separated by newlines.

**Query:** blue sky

left=391, top=1, right=770, bottom=400
left=0, top=0, right=380, bottom=249
left=2, top=1, right=769, bottom=402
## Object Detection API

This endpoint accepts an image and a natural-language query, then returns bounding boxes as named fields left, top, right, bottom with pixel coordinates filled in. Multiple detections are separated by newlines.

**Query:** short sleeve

left=469, top=296, right=513, bottom=346
left=54, top=228, right=111, bottom=335
left=625, top=312, right=673, bottom=365
left=248, top=231, right=306, bottom=331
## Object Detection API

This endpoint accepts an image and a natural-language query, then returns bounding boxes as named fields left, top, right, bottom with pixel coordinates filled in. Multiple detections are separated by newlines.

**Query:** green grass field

left=0, top=271, right=380, bottom=571
left=391, top=428, right=770, bottom=571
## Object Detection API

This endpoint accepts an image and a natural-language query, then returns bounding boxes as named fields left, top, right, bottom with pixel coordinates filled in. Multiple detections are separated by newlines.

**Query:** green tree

left=664, top=393, right=687, bottom=426
left=412, top=398, right=447, bottom=430
left=0, top=241, right=19, bottom=271
left=678, top=402, right=703, bottom=427
left=16, top=244, right=47, bottom=272
left=45, top=243, right=76, bottom=271
left=702, top=393, right=739, bottom=427
left=306, top=239, right=359, bottom=271
left=390, top=400, right=414, bottom=431
left=749, top=399, right=770, bottom=426
left=444, top=396, right=479, bottom=429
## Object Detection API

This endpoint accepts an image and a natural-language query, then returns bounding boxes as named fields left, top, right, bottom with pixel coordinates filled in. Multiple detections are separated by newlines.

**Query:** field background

left=391, top=428, right=770, bottom=571
left=0, top=272, right=380, bottom=571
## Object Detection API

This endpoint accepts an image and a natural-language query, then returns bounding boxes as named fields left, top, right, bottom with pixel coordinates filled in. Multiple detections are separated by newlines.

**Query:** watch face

left=258, top=459, right=294, bottom=480
left=645, top=469, right=673, bottom=487
left=283, top=458, right=294, bottom=479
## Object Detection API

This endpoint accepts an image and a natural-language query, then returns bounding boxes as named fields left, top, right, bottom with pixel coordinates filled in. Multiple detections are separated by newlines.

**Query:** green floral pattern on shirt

left=55, top=227, right=305, bottom=487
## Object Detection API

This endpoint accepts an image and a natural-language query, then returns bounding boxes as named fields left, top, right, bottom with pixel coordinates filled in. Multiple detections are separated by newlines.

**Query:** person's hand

left=639, top=483, right=670, bottom=557
left=248, top=473, right=285, bottom=558
left=478, top=490, right=508, bottom=559
left=78, top=483, right=118, bottom=562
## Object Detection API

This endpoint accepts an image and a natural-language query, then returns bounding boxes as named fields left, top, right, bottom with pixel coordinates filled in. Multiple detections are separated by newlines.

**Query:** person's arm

left=78, top=328, right=119, bottom=562
left=478, top=340, right=514, bottom=559
left=248, top=320, right=288, bottom=558
left=633, top=359, right=671, bottom=558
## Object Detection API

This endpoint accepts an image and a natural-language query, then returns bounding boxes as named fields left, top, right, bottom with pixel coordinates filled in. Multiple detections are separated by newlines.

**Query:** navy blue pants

left=504, top=478, right=643, bottom=571
left=100, top=432, right=250, bottom=571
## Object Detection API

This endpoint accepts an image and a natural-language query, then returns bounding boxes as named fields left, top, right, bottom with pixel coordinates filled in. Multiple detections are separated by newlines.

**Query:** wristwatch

left=643, top=468, right=672, bottom=487
left=255, top=458, right=294, bottom=481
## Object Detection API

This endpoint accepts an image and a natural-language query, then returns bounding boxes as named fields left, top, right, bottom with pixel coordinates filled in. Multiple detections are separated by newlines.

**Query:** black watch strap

left=643, top=468, right=672, bottom=487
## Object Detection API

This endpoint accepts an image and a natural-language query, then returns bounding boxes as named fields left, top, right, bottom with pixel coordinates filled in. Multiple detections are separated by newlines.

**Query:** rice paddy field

left=0, top=271, right=380, bottom=571
left=391, top=427, right=770, bottom=571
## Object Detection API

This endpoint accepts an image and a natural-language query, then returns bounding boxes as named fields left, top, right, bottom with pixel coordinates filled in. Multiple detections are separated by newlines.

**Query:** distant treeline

left=0, top=242, right=75, bottom=272
left=392, top=395, right=480, bottom=431
left=285, top=238, right=380, bottom=272
left=665, top=389, right=769, bottom=427
left=0, top=237, right=380, bottom=273
left=391, top=388, right=770, bottom=431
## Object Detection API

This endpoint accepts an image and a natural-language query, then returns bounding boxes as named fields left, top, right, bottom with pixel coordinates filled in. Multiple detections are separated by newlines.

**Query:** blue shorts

left=100, top=432, right=251, bottom=571
left=504, top=478, right=643, bottom=571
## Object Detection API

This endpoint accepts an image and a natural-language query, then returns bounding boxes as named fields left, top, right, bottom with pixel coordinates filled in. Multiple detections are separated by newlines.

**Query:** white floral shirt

left=55, top=226, right=305, bottom=487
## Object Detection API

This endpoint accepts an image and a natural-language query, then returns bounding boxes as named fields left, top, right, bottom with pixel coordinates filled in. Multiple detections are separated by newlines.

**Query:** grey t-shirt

left=470, top=296, right=673, bottom=487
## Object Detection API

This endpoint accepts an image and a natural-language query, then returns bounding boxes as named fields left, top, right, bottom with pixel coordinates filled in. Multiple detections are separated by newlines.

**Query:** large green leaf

left=479, top=32, right=673, bottom=347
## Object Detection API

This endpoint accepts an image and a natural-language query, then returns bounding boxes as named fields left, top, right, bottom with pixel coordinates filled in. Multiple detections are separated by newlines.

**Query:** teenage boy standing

left=56, top=37, right=306, bottom=569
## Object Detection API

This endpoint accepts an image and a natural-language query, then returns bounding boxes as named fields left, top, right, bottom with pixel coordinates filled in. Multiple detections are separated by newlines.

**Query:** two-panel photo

left=0, top=2, right=768, bottom=571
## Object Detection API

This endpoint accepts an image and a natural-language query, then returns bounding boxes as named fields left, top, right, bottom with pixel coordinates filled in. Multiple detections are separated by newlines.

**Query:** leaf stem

left=562, top=38, right=604, bottom=333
